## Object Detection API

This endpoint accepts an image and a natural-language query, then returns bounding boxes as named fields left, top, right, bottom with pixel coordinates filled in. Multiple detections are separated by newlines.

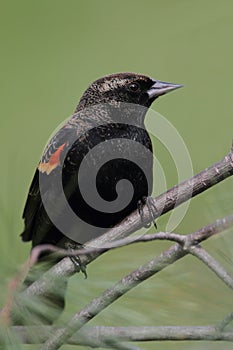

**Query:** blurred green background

left=1, top=0, right=233, bottom=349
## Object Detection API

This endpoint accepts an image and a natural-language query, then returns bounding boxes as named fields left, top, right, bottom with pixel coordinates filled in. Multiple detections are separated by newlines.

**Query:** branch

left=34, top=213, right=233, bottom=255
left=21, top=149, right=233, bottom=300
left=187, top=245, right=233, bottom=290
left=18, top=214, right=233, bottom=260
left=216, top=312, right=233, bottom=331
left=10, top=324, right=233, bottom=345
left=95, top=146, right=233, bottom=244
left=39, top=214, right=233, bottom=350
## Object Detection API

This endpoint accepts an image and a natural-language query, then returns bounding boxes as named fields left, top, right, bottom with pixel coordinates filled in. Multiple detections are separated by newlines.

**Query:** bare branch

left=187, top=214, right=233, bottom=244
left=20, top=149, right=233, bottom=300
left=3, top=148, right=231, bottom=349
left=39, top=214, right=233, bottom=350
left=216, top=312, right=233, bottom=331
left=33, top=212, right=233, bottom=255
left=187, top=245, right=233, bottom=290
left=9, top=325, right=233, bottom=345
left=95, top=148, right=233, bottom=245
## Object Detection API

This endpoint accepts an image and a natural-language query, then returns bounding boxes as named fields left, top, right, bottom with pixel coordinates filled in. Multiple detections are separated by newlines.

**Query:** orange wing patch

left=38, top=143, right=66, bottom=175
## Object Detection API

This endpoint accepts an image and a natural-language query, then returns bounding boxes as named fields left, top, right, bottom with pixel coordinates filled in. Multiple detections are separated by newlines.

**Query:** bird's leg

left=146, top=196, right=158, bottom=229
left=64, top=241, right=87, bottom=279
left=137, top=196, right=158, bottom=229
left=137, top=198, right=150, bottom=228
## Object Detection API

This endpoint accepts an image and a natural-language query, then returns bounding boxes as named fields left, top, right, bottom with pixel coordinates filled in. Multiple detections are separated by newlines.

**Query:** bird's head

left=77, top=72, right=182, bottom=110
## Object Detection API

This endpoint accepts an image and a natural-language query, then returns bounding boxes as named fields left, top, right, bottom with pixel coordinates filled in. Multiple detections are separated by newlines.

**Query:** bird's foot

left=65, top=242, right=87, bottom=279
left=137, top=196, right=157, bottom=229
left=70, top=255, right=87, bottom=279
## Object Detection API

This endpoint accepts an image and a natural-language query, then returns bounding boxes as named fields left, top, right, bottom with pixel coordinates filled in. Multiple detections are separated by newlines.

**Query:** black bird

left=18, top=72, right=182, bottom=324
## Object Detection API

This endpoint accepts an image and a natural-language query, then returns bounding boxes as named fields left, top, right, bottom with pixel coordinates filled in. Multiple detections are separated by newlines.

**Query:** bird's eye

left=128, top=82, right=140, bottom=92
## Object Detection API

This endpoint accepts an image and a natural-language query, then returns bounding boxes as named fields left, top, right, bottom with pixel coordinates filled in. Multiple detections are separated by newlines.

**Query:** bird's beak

left=147, top=80, right=183, bottom=100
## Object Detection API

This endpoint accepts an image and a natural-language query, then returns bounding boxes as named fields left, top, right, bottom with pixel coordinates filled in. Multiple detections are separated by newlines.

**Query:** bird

left=17, top=72, right=182, bottom=324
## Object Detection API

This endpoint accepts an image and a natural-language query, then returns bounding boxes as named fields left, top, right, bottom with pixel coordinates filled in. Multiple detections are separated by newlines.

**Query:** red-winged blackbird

left=18, top=72, right=182, bottom=324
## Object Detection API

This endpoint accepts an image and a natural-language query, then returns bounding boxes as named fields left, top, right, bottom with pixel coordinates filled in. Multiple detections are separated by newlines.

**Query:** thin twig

left=29, top=212, right=233, bottom=257
left=9, top=325, right=233, bottom=344
left=187, top=245, right=233, bottom=290
left=216, top=312, right=233, bottom=331
left=188, top=214, right=233, bottom=245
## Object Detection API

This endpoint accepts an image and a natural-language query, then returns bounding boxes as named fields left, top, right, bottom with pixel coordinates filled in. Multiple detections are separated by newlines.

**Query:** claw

left=65, top=241, right=88, bottom=278
left=70, top=255, right=87, bottom=279
left=137, top=196, right=158, bottom=229
left=137, top=199, right=151, bottom=228
left=145, top=196, right=157, bottom=229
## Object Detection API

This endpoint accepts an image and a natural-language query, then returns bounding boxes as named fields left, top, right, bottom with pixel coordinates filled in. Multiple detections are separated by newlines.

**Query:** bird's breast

left=61, top=123, right=153, bottom=231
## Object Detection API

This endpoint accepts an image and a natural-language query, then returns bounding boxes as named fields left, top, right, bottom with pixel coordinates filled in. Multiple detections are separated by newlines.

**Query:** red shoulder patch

left=38, top=143, right=66, bottom=175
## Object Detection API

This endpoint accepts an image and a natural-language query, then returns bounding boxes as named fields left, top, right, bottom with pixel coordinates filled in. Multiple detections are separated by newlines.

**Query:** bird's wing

left=21, top=123, right=77, bottom=242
